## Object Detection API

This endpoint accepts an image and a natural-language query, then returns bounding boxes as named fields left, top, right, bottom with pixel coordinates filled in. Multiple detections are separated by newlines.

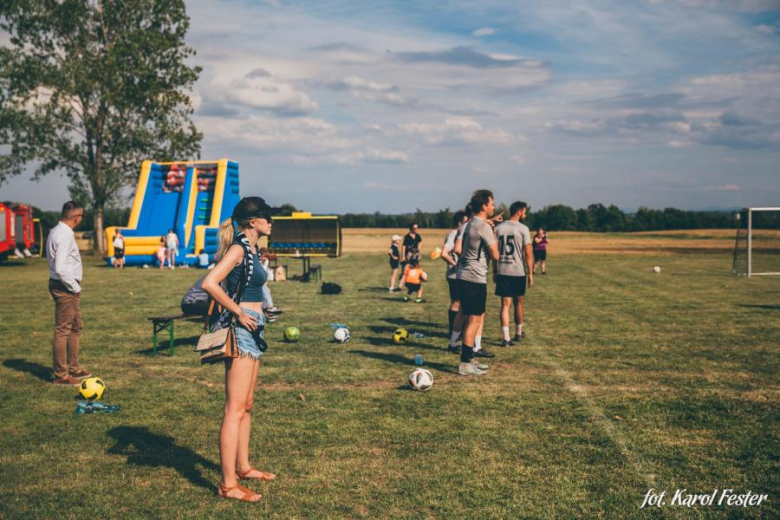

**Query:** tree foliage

left=0, top=0, right=202, bottom=252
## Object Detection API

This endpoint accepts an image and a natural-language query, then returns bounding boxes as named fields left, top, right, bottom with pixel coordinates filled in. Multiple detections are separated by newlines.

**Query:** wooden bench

left=147, top=314, right=196, bottom=356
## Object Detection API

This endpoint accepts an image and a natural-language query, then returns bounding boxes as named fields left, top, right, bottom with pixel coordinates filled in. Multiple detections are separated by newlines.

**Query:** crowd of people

left=387, top=190, right=549, bottom=376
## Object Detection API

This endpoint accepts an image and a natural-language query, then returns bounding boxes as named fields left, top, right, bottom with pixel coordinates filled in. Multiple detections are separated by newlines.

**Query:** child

left=198, top=248, right=210, bottom=268
left=388, top=235, right=401, bottom=292
left=156, top=236, right=167, bottom=270
left=402, top=258, right=427, bottom=303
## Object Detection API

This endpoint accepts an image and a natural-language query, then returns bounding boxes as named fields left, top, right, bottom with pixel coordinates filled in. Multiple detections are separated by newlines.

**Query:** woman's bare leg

left=236, top=359, right=260, bottom=473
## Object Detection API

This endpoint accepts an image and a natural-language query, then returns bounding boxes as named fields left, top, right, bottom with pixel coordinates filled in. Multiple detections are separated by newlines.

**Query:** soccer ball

left=408, top=369, right=434, bottom=391
left=430, top=247, right=442, bottom=260
left=79, top=377, right=105, bottom=401
left=653, top=266, right=661, bottom=274
left=333, top=327, right=350, bottom=343
left=393, top=327, right=409, bottom=344
left=284, top=326, right=301, bottom=342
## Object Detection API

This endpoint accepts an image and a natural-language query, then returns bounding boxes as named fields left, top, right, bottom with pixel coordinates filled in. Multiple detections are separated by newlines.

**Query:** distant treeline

left=33, top=203, right=776, bottom=234
left=339, top=204, right=774, bottom=232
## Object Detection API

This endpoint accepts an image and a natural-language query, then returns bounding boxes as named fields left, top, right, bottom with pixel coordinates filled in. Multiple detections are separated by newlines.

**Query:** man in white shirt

left=46, top=201, right=91, bottom=385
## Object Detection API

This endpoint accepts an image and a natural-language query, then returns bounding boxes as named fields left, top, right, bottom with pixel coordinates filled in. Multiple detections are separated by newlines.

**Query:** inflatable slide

left=105, top=159, right=240, bottom=266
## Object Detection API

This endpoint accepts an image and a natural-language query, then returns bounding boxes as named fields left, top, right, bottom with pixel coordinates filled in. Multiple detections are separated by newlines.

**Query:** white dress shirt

left=47, top=221, right=83, bottom=293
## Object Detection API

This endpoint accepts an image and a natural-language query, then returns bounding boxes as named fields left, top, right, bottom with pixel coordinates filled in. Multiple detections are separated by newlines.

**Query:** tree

left=0, top=0, right=202, bottom=252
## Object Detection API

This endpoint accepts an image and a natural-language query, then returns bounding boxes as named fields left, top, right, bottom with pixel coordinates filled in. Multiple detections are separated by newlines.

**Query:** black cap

left=232, top=197, right=281, bottom=221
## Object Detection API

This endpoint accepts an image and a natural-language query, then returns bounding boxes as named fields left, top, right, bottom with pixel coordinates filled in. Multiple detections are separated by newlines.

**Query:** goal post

left=733, top=207, right=780, bottom=277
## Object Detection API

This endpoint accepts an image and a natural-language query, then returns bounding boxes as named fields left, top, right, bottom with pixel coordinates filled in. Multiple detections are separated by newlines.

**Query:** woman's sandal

left=218, top=483, right=262, bottom=502
left=237, top=467, right=277, bottom=481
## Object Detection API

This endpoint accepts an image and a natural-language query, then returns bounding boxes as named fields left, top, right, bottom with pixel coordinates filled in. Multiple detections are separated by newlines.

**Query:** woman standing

left=388, top=234, right=401, bottom=292
left=166, top=229, right=179, bottom=269
left=202, top=197, right=279, bottom=502
left=532, top=228, right=549, bottom=275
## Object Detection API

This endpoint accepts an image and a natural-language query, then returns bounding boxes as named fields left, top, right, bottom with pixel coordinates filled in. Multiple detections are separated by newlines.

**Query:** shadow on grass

left=357, top=286, right=390, bottom=293
left=3, top=358, right=51, bottom=382
left=737, top=304, right=780, bottom=311
left=383, top=317, right=447, bottom=337
left=107, top=426, right=218, bottom=490
left=0, top=260, right=27, bottom=267
left=136, top=336, right=201, bottom=356
left=349, top=349, right=457, bottom=373
left=364, top=336, right=441, bottom=351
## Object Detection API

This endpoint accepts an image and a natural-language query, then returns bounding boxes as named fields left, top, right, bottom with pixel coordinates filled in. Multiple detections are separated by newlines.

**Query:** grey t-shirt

left=496, top=221, right=532, bottom=276
left=443, top=228, right=459, bottom=279
left=456, top=216, right=496, bottom=284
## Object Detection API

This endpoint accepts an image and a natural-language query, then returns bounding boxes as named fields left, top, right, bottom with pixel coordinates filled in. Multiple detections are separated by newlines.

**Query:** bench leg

left=153, top=326, right=158, bottom=356
left=169, top=319, right=175, bottom=356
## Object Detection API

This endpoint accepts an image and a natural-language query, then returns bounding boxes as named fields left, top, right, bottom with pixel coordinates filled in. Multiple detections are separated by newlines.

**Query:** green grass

left=0, top=247, right=778, bottom=519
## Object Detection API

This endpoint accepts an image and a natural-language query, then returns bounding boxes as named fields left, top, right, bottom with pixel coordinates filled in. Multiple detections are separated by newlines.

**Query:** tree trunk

left=94, top=205, right=106, bottom=254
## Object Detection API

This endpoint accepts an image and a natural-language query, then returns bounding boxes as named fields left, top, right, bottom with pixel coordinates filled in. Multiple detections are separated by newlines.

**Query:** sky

left=3, top=0, right=780, bottom=213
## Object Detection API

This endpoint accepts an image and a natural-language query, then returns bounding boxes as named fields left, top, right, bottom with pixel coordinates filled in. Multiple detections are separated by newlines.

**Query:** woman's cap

left=391, top=235, right=402, bottom=241
left=232, top=197, right=281, bottom=221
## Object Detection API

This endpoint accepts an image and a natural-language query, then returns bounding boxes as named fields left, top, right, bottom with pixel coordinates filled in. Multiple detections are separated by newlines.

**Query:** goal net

left=732, top=208, right=780, bottom=276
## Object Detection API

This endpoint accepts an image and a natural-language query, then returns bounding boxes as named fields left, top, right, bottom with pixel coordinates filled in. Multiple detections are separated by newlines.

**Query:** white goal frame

left=745, top=207, right=780, bottom=277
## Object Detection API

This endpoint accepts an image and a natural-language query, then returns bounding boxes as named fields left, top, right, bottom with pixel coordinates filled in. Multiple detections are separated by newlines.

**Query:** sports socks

left=517, top=323, right=523, bottom=336
left=460, top=345, right=474, bottom=363
left=502, top=326, right=510, bottom=341
left=449, top=330, right=460, bottom=347
left=474, top=335, right=482, bottom=352
left=448, top=310, right=457, bottom=335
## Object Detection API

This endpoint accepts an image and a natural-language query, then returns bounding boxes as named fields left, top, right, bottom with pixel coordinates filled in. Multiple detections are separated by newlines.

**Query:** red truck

left=0, top=202, right=16, bottom=262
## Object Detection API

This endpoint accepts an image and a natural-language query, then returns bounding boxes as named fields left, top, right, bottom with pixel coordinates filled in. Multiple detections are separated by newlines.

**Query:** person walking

left=494, top=202, right=534, bottom=346
left=533, top=228, right=549, bottom=275
left=455, top=190, right=500, bottom=376
left=166, top=229, right=179, bottom=269
left=46, top=201, right=91, bottom=385
left=441, top=210, right=466, bottom=349
left=202, top=197, right=280, bottom=503
left=156, top=236, right=167, bottom=270
left=388, top=235, right=401, bottom=293
left=113, top=230, right=125, bottom=270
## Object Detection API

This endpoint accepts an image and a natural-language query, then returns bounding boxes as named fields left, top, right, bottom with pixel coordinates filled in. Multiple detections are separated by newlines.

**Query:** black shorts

left=459, top=280, right=487, bottom=316
left=406, top=283, right=421, bottom=293
left=495, top=275, right=527, bottom=298
left=389, top=259, right=400, bottom=269
left=533, top=249, right=546, bottom=261
left=447, top=278, right=461, bottom=301
left=114, top=248, right=124, bottom=260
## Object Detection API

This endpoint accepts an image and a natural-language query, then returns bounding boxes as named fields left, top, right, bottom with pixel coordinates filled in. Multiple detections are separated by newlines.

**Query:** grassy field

left=1, top=231, right=778, bottom=519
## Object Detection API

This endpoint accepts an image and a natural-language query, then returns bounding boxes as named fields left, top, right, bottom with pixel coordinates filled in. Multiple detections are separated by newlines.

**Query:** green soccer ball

left=284, top=326, right=301, bottom=342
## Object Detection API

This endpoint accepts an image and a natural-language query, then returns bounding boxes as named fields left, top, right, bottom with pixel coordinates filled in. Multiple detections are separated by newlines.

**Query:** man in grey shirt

left=455, top=190, right=500, bottom=376
left=494, top=201, right=534, bottom=346
left=441, top=210, right=466, bottom=348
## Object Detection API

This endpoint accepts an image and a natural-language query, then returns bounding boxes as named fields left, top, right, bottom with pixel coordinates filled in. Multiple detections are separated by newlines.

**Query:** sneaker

left=69, top=368, right=92, bottom=379
left=447, top=344, right=461, bottom=354
left=514, top=331, right=526, bottom=342
left=499, top=340, right=514, bottom=347
left=474, top=349, right=495, bottom=358
left=403, top=296, right=410, bottom=302
left=458, top=362, right=487, bottom=376
left=265, top=306, right=283, bottom=315
left=388, top=288, right=394, bottom=293
left=415, top=298, right=423, bottom=303
left=53, top=375, right=80, bottom=386
left=472, top=360, right=490, bottom=370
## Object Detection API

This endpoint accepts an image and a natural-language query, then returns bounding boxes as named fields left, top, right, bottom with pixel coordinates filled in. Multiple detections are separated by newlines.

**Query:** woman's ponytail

left=215, top=218, right=235, bottom=261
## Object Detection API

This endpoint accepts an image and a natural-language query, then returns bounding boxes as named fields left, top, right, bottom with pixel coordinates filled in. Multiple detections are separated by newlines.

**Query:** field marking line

left=534, top=346, right=660, bottom=491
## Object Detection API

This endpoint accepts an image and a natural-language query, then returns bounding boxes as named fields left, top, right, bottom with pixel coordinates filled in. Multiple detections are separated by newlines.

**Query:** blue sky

left=3, top=0, right=780, bottom=213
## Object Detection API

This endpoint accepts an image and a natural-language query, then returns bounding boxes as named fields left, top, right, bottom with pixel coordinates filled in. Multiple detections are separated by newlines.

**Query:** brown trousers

left=49, top=279, right=83, bottom=379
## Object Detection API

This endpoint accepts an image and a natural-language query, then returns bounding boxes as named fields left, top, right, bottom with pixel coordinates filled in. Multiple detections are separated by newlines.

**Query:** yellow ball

left=79, top=377, right=105, bottom=401
left=393, top=327, right=409, bottom=344
left=430, top=247, right=442, bottom=260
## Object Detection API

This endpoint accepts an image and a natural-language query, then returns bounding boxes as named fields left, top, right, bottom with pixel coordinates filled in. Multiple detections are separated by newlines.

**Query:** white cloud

left=705, top=184, right=740, bottom=191
left=331, top=75, right=412, bottom=105
left=397, top=117, right=520, bottom=145
left=472, top=27, right=497, bottom=37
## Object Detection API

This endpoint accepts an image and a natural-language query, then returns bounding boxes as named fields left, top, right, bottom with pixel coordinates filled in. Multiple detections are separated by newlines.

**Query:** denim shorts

left=235, top=308, right=266, bottom=359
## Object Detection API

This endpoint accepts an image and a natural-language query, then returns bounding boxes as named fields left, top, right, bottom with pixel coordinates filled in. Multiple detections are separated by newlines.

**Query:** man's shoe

left=69, top=369, right=92, bottom=379
left=472, top=360, right=489, bottom=370
left=447, top=344, right=461, bottom=354
left=514, top=331, right=526, bottom=342
left=499, top=340, right=514, bottom=347
left=265, top=306, right=283, bottom=316
left=474, top=349, right=495, bottom=358
left=403, top=296, right=410, bottom=302
left=415, top=298, right=423, bottom=303
left=53, top=375, right=79, bottom=386
left=458, top=362, right=487, bottom=376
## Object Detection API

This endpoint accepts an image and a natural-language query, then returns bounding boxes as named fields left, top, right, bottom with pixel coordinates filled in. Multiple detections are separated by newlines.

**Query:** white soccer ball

left=653, top=266, right=661, bottom=274
left=333, top=327, right=350, bottom=343
left=408, top=368, right=434, bottom=391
